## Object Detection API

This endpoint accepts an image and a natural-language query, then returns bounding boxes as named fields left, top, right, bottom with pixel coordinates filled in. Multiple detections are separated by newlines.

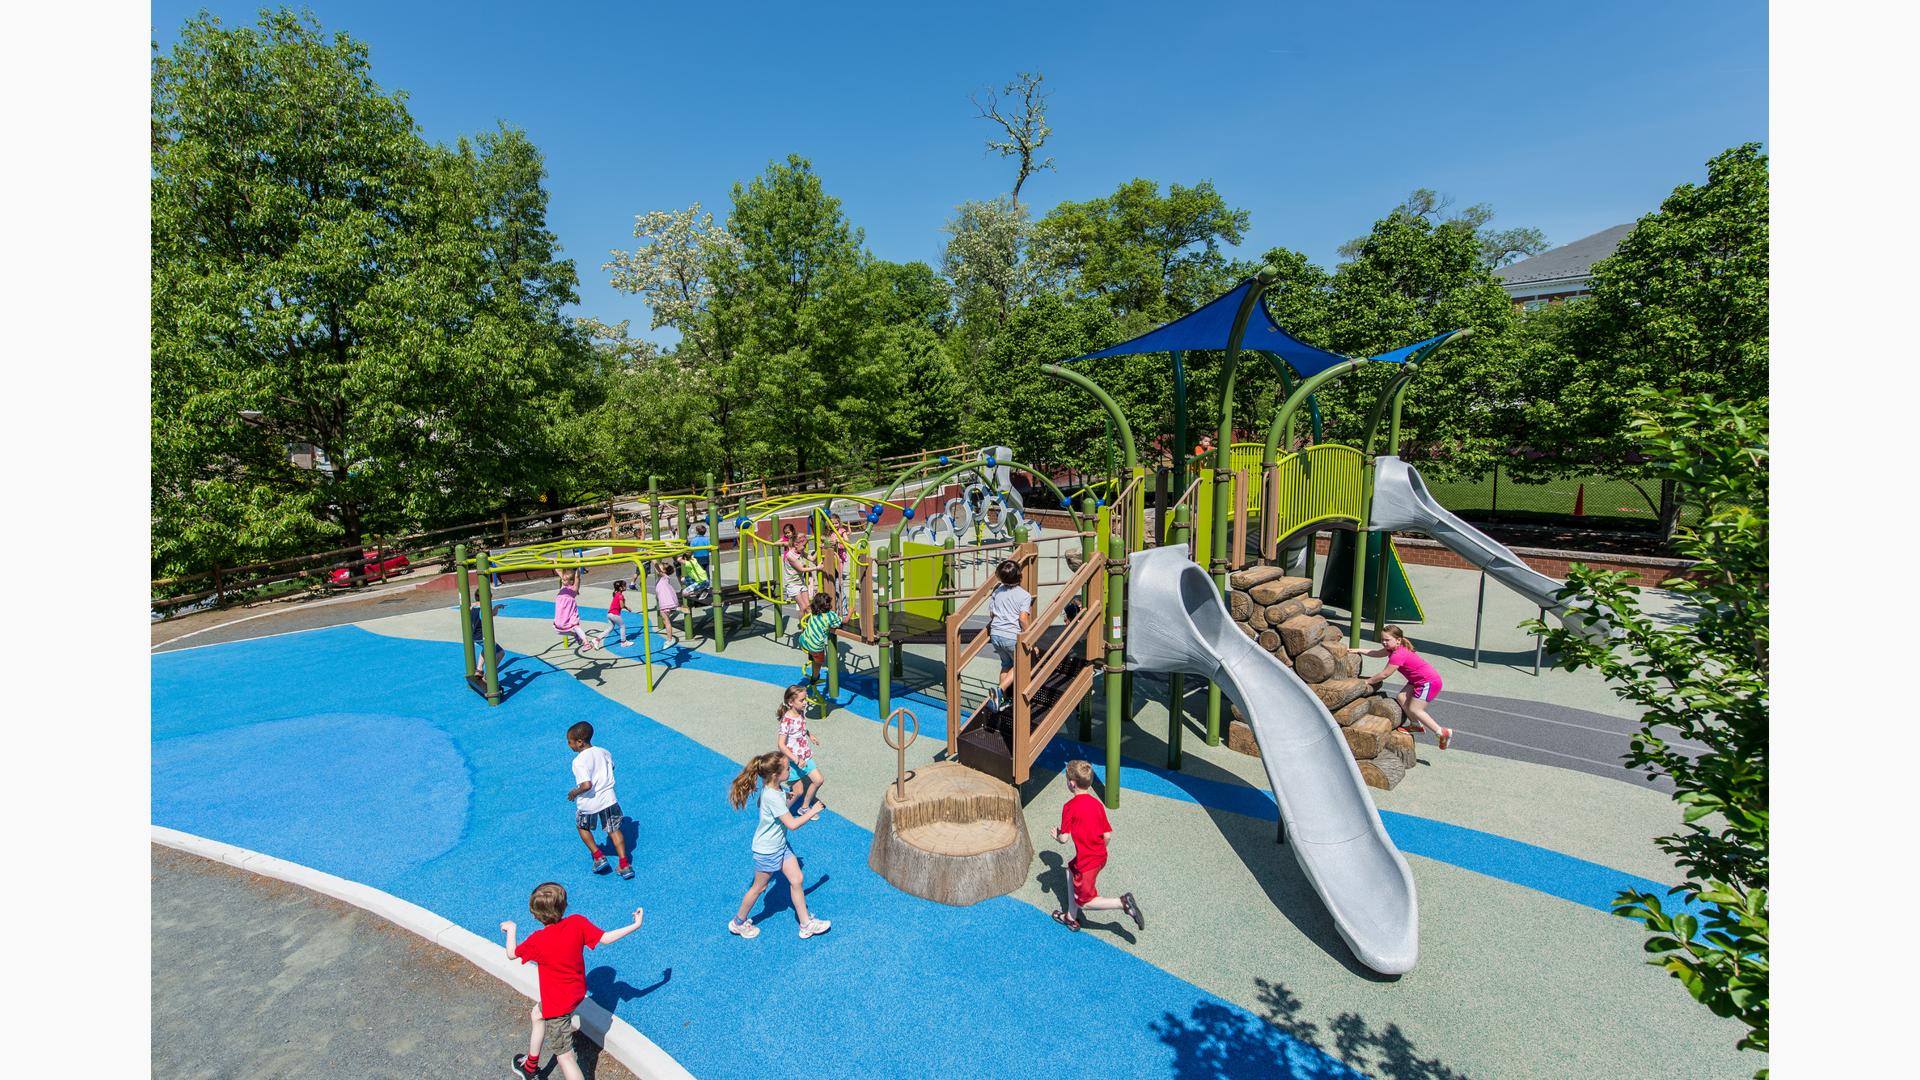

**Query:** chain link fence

left=1419, top=465, right=1701, bottom=529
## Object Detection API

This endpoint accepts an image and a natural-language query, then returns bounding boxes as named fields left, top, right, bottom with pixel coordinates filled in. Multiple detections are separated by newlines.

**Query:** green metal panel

left=899, top=539, right=946, bottom=623
left=1319, top=531, right=1425, bottom=623
left=1191, top=468, right=1215, bottom=568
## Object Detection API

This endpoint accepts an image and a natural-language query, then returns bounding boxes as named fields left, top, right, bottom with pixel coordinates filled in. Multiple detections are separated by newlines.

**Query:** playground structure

left=446, top=268, right=1608, bottom=976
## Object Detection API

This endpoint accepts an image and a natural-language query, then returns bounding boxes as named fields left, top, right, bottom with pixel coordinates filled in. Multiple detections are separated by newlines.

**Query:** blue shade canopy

left=1060, top=278, right=1457, bottom=376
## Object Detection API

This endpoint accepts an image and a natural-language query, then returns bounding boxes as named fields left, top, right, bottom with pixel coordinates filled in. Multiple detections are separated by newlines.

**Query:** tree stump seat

left=868, top=761, right=1033, bottom=906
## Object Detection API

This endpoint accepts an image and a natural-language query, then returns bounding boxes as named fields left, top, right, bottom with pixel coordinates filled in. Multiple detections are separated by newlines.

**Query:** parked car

left=328, top=550, right=411, bottom=587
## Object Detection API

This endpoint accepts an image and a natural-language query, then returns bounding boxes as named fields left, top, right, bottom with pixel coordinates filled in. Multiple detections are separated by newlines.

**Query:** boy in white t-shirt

left=565, top=722, right=631, bottom=880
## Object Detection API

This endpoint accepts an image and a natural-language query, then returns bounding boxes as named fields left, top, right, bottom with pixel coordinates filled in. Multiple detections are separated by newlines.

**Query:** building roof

left=1494, top=223, right=1636, bottom=288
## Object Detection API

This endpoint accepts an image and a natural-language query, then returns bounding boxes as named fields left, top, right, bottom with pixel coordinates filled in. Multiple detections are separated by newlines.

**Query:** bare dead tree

left=971, top=71, right=1056, bottom=211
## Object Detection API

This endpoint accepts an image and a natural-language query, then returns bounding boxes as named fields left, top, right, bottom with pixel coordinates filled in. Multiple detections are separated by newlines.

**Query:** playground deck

left=150, top=563, right=1753, bottom=1078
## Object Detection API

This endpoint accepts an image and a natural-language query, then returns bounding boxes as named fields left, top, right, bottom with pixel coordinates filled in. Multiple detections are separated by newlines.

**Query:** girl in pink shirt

left=1358, top=625, right=1451, bottom=750
left=552, top=568, right=604, bottom=651
left=652, top=559, right=682, bottom=644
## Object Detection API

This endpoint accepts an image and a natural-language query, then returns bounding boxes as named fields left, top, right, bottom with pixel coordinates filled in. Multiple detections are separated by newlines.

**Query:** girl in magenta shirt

left=1359, top=625, right=1451, bottom=750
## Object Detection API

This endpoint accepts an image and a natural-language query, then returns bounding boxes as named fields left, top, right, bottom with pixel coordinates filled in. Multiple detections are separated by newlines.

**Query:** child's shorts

left=786, top=757, right=817, bottom=784
left=807, top=650, right=827, bottom=669
left=785, top=581, right=806, bottom=602
left=752, top=844, right=793, bottom=874
left=576, top=802, right=623, bottom=834
left=1406, top=681, right=1440, bottom=703
left=541, top=1009, right=579, bottom=1058
left=1069, top=853, right=1107, bottom=906
left=991, top=634, right=1019, bottom=672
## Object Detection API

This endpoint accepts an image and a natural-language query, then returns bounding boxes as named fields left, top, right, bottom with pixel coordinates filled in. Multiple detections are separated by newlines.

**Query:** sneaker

left=590, top=856, right=610, bottom=875
left=728, top=917, right=760, bottom=939
left=1121, top=892, right=1146, bottom=931
left=617, top=862, right=634, bottom=880
left=512, top=1054, right=541, bottom=1078
left=798, top=917, right=832, bottom=939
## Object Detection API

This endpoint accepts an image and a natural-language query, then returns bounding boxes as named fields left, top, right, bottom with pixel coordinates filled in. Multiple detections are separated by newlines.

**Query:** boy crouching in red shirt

left=1050, top=759, right=1146, bottom=933
left=501, top=882, right=645, bottom=1080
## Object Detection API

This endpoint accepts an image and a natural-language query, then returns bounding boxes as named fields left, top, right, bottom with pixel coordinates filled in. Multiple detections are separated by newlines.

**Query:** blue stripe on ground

left=487, top=597, right=1690, bottom=916
left=154, top=626, right=1359, bottom=1080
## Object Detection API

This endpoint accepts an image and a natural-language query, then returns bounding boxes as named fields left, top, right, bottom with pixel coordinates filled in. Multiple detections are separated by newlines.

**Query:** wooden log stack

left=1220, top=566, right=1419, bottom=790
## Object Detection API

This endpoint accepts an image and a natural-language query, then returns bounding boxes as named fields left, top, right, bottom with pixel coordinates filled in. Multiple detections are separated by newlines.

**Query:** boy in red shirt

left=1049, top=759, right=1146, bottom=933
left=501, top=882, right=645, bottom=1080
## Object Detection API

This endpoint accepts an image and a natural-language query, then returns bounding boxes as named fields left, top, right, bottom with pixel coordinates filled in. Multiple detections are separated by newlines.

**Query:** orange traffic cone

left=1573, top=483, right=1586, bottom=516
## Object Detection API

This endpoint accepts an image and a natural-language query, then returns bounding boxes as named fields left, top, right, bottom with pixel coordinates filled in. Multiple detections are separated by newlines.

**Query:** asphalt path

left=152, top=845, right=636, bottom=1080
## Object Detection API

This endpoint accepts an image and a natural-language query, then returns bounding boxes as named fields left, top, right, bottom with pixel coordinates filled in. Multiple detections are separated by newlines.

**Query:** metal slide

left=1126, top=544, right=1419, bottom=975
left=1368, top=456, right=1607, bottom=641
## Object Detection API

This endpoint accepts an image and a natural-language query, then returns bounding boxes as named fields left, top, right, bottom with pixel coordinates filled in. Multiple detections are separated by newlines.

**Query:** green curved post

left=1263, top=360, right=1367, bottom=467
left=1205, top=268, right=1279, bottom=746
left=1167, top=503, right=1192, bottom=769
left=1038, top=364, right=1138, bottom=472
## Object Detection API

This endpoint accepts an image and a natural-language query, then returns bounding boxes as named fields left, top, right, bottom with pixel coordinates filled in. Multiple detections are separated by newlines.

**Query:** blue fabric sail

left=1060, top=278, right=1456, bottom=376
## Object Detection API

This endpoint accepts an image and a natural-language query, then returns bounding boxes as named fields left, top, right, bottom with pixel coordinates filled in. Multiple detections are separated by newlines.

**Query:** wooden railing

left=946, top=543, right=1105, bottom=784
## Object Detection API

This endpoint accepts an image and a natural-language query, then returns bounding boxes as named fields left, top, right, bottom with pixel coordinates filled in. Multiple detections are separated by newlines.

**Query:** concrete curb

left=151, top=826, right=695, bottom=1080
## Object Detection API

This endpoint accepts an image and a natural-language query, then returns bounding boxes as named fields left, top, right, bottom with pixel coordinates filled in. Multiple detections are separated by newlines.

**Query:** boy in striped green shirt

left=797, top=592, right=842, bottom=700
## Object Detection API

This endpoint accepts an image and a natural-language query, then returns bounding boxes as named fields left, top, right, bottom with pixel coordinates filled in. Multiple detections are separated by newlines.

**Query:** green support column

left=455, top=543, right=475, bottom=678
left=1350, top=476, right=1375, bottom=649
left=1206, top=268, right=1280, bottom=747
left=707, top=474, right=726, bottom=652
left=940, top=536, right=955, bottom=619
left=876, top=544, right=892, bottom=719
left=1171, top=349, right=1188, bottom=497
left=1167, top=505, right=1191, bottom=769
left=1078, top=494, right=1098, bottom=744
left=1103, top=529, right=1126, bottom=809
left=477, top=551, right=500, bottom=705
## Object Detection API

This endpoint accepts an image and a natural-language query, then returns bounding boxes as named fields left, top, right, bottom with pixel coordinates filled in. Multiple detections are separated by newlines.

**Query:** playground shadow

left=584, top=964, right=672, bottom=1013
left=750, top=870, right=830, bottom=924
left=490, top=658, right=549, bottom=704
left=1034, top=849, right=1137, bottom=944
left=1093, top=679, right=1390, bottom=980
left=1150, top=977, right=1472, bottom=1080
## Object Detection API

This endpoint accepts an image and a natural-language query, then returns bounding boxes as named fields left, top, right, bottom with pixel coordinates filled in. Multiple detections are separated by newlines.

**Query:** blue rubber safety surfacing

left=154, top=626, right=1361, bottom=1079
left=489, top=596, right=1693, bottom=915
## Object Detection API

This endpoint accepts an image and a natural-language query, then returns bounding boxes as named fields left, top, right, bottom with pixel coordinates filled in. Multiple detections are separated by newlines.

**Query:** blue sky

left=151, top=1, right=1768, bottom=344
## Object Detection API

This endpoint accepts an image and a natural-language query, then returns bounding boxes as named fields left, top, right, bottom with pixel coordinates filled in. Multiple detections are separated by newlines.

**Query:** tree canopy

left=151, top=10, right=584, bottom=577
left=152, top=21, right=1769, bottom=577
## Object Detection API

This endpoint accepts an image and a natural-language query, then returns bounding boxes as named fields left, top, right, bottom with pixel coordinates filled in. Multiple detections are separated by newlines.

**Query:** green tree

left=1032, top=178, right=1250, bottom=324
left=1307, top=204, right=1522, bottom=476
left=1527, top=392, right=1768, bottom=1076
left=1337, top=188, right=1550, bottom=270
left=150, top=10, right=583, bottom=577
left=1534, top=145, right=1770, bottom=533
left=714, top=155, right=872, bottom=476
left=564, top=320, right=721, bottom=492
left=967, top=291, right=1136, bottom=470
left=602, top=202, right=750, bottom=477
